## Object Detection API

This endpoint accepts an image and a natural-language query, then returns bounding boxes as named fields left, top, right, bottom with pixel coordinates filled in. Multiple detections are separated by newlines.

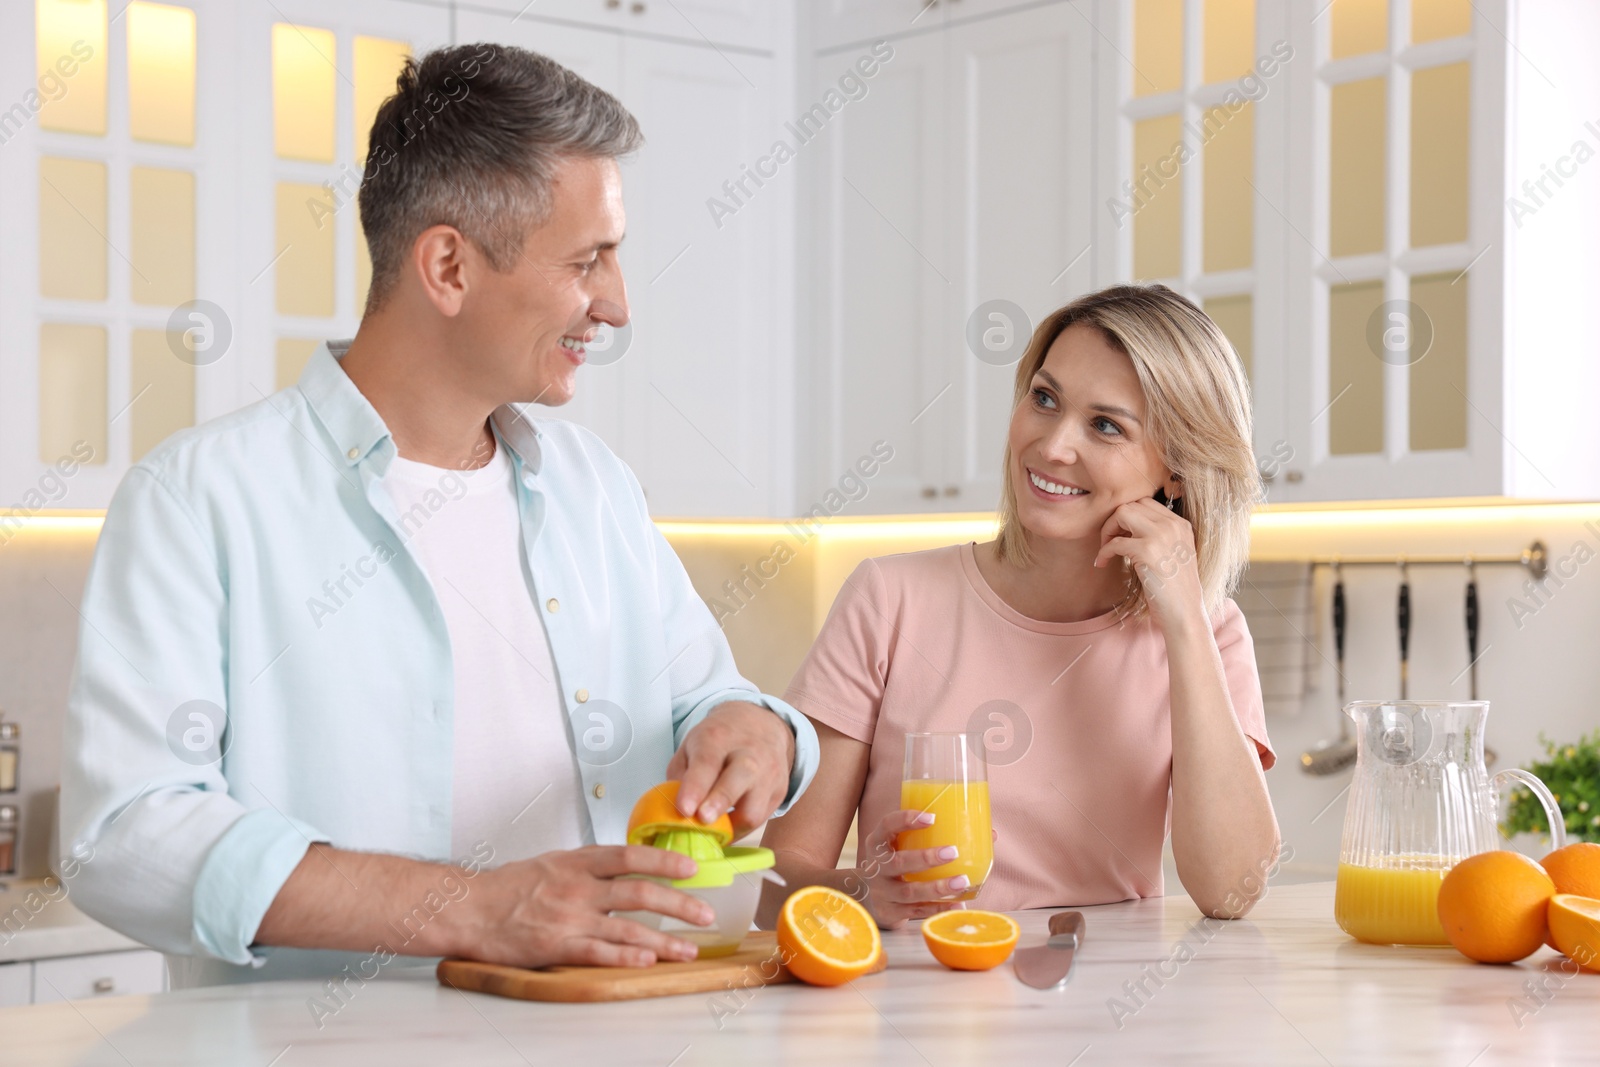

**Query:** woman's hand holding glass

left=854, top=808, right=972, bottom=929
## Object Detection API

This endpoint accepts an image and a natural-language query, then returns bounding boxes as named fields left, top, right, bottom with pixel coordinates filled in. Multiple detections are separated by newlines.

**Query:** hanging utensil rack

left=1258, top=541, right=1548, bottom=582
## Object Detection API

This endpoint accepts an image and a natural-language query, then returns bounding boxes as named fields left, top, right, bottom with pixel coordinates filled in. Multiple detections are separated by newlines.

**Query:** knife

left=1012, top=911, right=1086, bottom=989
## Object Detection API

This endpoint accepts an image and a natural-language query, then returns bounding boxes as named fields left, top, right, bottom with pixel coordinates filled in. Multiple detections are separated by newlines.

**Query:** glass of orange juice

left=895, top=732, right=993, bottom=901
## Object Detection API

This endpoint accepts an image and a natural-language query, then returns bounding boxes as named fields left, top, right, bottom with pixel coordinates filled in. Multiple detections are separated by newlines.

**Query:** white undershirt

left=383, top=437, right=590, bottom=863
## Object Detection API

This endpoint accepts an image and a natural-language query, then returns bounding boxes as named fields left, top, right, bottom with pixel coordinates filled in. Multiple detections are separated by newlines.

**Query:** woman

left=759, top=284, right=1279, bottom=928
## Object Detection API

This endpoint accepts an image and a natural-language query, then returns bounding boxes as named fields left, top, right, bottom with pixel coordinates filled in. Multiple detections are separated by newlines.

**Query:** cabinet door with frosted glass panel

left=235, top=1, right=452, bottom=415
left=0, top=0, right=452, bottom=509
left=1094, top=0, right=1294, bottom=504
left=0, top=0, right=239, bottom=508
left=1278, top=0, right=1501, bottom=502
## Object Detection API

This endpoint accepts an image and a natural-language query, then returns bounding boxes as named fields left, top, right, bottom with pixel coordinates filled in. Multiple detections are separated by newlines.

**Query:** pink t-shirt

left=785, top=542, right=1275, bottom=911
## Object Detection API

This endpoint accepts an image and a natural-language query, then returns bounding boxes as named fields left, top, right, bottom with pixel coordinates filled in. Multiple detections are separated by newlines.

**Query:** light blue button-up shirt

left=59, top=342, right=819, bottom=986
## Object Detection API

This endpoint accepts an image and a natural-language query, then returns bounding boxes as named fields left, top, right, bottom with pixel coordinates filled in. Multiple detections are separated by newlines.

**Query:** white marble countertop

left=0, top=881, right=1594, bottom=1065
left=0, top=879, right=145, bottom=964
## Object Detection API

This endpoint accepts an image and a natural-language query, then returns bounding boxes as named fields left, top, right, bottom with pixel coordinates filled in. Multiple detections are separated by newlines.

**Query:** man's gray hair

left=357, top=43, right=642, bottom=312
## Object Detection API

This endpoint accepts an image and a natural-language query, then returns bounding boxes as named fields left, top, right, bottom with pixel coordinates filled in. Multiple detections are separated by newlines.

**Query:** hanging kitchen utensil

left=1398, top=560, right=1411, bottom=701
left=1301, top=561, right=1356, bottom=775
left=1465, top=558, right=1498, bottom=768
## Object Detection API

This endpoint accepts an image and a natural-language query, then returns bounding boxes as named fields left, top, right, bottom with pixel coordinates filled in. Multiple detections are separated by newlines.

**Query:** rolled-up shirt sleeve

left=643, top=521, right=819, bottom=816
left=60, top=467, right=327, bottom=965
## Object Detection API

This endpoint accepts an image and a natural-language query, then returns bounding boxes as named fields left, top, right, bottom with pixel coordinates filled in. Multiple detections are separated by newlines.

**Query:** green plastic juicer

left=622, top=785, right=785, bottom=957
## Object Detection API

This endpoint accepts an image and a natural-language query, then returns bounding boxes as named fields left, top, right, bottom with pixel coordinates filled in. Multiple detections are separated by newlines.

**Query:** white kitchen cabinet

left=452, top=9, right=630, bottom=458
left=806, top=0, right=946, bottom=51
left=806, top=0, right=1081, bottom=56
left=940, top=6, right=1095, bottom=506
left=0, top=949, right=166, bottom=1006
left=1089, top=0, right=1600, bottom=505
left=233, top=0, right=454, bottom=410
left=457, top=0, right=776, bottom=52
left=0, top=0, right=455, bottom=509
left=0, top=0, right=248, bottom=508
left=32, top=948, right=166, bottom=1003
left=457, top=6, right=623, bottom=93
left=614, top=36, right=791, bottom=517
left=806, top=26, right=949, bottom=512
left=4, top=0, right=798, bottom=518
left=8, top=0, right=1597, bottom=519
left=1270, top=0, right=1600, bottom=503
left=0, top=961, right=30, bottom=1007
left=803, top=1, right=1092, bottom=513
left=461, top=7, right=795, bottom=516
left=1091, top=0, right=1295, bottom=496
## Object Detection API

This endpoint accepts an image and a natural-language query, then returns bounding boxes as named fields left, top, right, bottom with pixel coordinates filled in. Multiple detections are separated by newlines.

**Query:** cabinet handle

left=92, top=978, right=115, bottom=994
left=630, top=1, right=646, bottom=12
left=921, top=486, right=937, bottom=499
left=942, top=485, right=959, bottom=497
left=606, top=0, right=621, bottom=7
left=1285, top=470, right=1304, bottom=484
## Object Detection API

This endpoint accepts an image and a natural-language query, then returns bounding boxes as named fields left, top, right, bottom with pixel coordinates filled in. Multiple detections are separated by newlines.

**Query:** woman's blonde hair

left=995, top=283, right=1258, bottom=617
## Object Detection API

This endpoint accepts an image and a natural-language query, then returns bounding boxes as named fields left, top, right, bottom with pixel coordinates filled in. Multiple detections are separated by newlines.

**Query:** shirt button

left=593, top=783, right=606, bottom=799
left=346, top=447, right=360, bottom=460
left=546, top=598, right=560, bottom=613
left=575, top=688, right=589, bottom=703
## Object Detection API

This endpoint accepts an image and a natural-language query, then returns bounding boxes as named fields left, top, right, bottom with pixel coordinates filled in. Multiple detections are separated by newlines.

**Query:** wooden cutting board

left=437, top=932, right=884, bottom=1003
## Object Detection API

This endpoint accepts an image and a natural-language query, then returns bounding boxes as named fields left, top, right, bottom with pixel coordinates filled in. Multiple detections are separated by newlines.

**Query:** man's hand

left=667, top=701, right=795, bottom=836
left=256, top=843, right=716, bottom=969
left=462, top=846, right=715, bottom=968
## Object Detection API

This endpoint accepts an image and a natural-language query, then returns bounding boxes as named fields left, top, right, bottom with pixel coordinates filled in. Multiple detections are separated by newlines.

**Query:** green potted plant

left=1504, top=731, right=1600, bottom=845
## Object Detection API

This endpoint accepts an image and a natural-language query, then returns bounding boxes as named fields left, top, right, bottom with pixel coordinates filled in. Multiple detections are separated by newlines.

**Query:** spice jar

left=0, top=804, right=16, bottom=876
left=0, top=721, right=17, bottom=793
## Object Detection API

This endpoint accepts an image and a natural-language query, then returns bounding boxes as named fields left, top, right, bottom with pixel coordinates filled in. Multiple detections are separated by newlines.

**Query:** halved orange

left=1542, top=845, right=1600, bottom=949
left=921, top=910, right=1020, bottom=971
left=626, top=781, right=734, bottom=848
left=776, top=886, right=883, bottom=987
left=1548, top=894, right=1600, bottom=973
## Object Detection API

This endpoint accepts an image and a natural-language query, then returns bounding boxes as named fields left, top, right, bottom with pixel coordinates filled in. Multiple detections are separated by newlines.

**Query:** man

left=59, top=44, right=817, bottom=987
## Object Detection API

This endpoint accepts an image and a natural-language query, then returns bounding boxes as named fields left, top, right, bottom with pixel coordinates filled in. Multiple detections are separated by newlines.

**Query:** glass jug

left=1334, top=701, right=1566, bottom=946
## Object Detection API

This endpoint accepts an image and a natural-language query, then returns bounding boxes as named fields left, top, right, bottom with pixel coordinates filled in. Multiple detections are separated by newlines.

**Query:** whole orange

left=776, top=886, right=883, bottom=987
left=1540, top=843, right=1600, bottom=949
left=1436, top=851, right=1556, bottom=964
left=1541, top=842, right=1600, bottom=895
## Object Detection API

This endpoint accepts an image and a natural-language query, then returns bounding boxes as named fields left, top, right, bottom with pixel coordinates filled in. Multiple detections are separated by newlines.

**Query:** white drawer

left=32, top=950, right=166, bottom=1003
left=0, top=961, right=30, bottom=1007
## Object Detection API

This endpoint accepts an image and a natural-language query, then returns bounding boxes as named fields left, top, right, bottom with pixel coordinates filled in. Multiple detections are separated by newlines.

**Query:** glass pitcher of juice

left=896, top=732, right=993, bottom=901
left=1334, top=701, right=1566, bottom=945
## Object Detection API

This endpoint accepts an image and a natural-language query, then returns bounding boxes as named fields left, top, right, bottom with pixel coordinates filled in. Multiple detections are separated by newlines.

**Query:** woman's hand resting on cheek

left=1093, top=495, right=1206, bottom=632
